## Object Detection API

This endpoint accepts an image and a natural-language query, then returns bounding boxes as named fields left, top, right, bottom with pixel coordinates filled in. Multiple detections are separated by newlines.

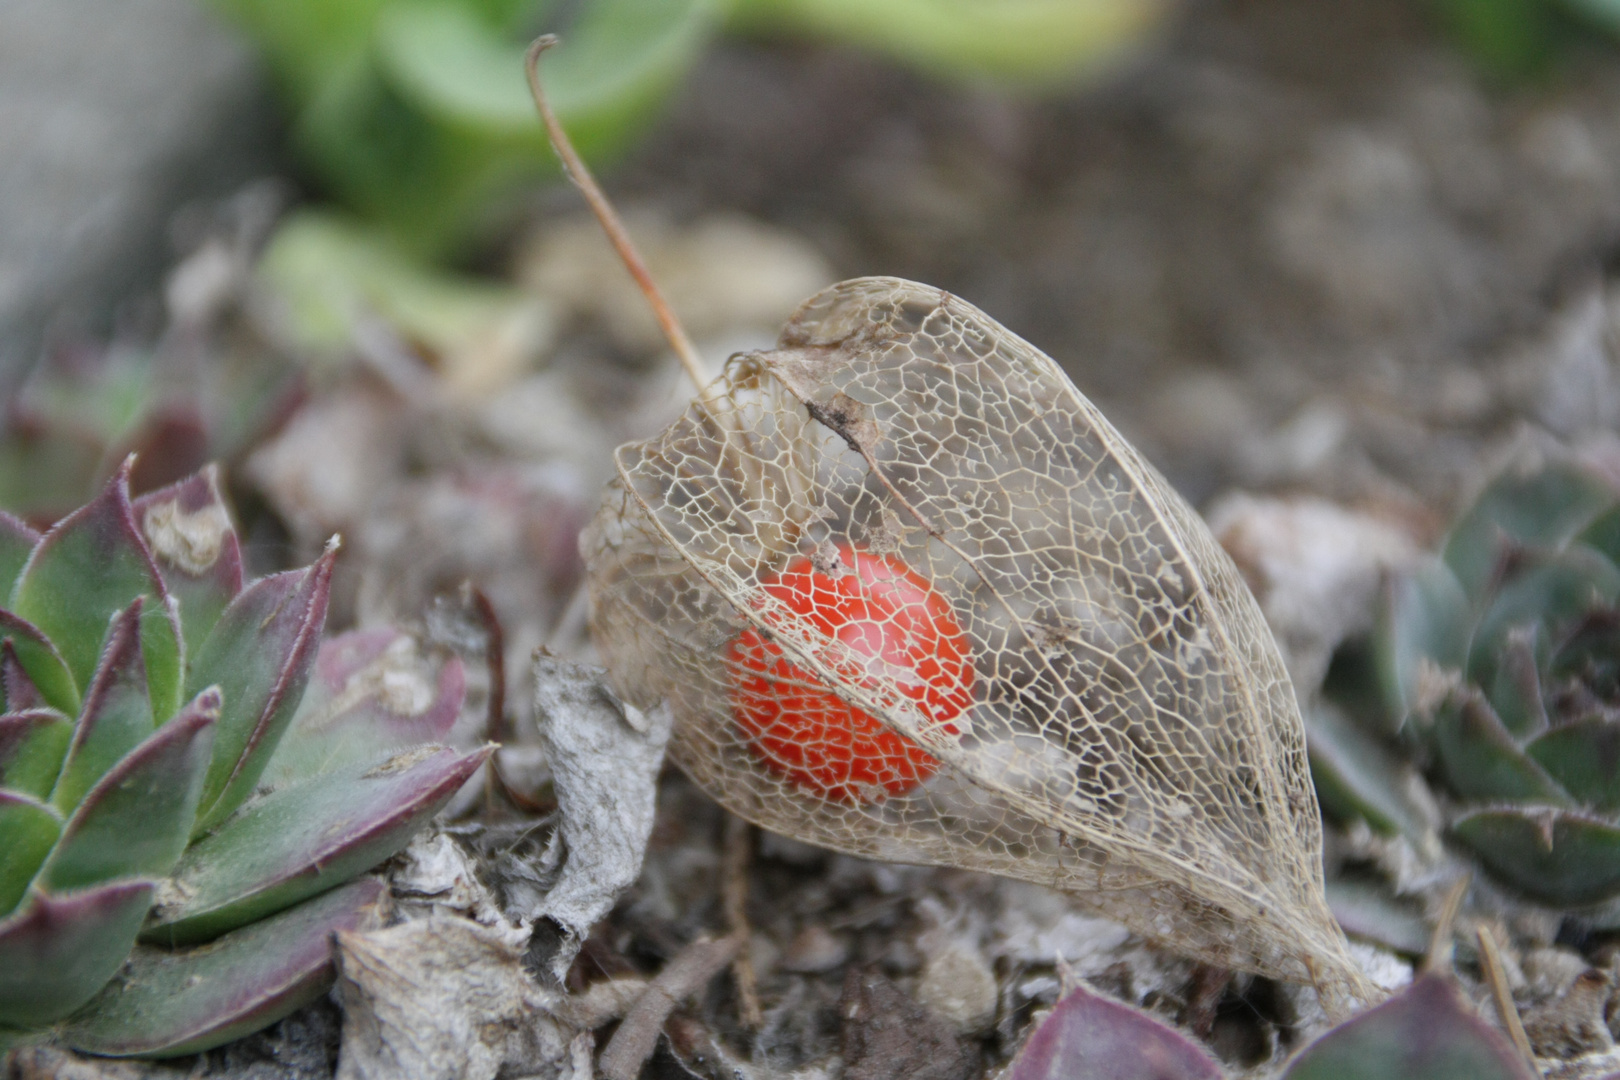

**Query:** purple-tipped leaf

left=0, top=511, right=39, bottom=599
left=62, top=876, right=385, bottom=1058
left=50, top=602, right=153, bottom=812
left=0, top=708, right=71, bottom=800
left=0, top=791, right=61, bottom=917
left=262, top=628, right=467, bottom=787
left=188, top=545, right=335, bottom=834
left=42, top=691, right=217, bottom=893
left=132, top=465, right=243, bottom=658
left=0, top=610, right=78, bottom=716
left=0, top=880, right=155, bottom=1028
left=1283, top=973, right=1534, bottom=1080
left=2, top=641, right=46, bottom=712
left=146, top=744, right=491, bottom=945
left=1007, top=982, right=1223, bottom=1080
left=9, top=461, right=181, bottom=717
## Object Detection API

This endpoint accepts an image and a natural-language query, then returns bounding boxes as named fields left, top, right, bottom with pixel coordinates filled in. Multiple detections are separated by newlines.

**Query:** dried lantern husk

left=584, top=277, right=1376, bottom=1014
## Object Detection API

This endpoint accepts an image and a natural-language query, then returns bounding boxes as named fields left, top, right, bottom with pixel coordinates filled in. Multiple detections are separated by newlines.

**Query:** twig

left=597, top=933, right=743, bottom=1080
left=723, top=814, right=764, bottom=1029
left=1476, top=924, right=1538, bottom=1075
left=1424, top=873, right=1471, bottom=976
left=524, top=36, right=707, bottom=395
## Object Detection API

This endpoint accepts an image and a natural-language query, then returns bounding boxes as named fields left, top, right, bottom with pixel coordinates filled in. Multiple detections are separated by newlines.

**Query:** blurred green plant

left=204, top=0, right=1173, bottom=255
left=1314, top=452, right=1620, bottom=910
left=1432, top=0, right=1620, bottom=80
left=0, top=463, right=486, bottom=1056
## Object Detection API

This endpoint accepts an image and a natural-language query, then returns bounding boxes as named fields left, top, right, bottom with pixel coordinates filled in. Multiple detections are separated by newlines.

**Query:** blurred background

left=7, top=0, right=1620, bottom=686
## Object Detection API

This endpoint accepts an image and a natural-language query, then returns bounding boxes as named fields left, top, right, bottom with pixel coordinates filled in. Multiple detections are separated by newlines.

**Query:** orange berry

left=728, top=544, right=973, bottom=803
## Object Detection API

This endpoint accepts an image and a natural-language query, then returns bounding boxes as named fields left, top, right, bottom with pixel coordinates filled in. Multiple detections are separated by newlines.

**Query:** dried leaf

left=585, top=277, right=1374, bottom=1011
left=528, top=656, right=672, bottom=977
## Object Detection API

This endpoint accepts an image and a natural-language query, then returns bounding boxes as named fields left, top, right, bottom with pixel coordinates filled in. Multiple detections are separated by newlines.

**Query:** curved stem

left=525, top=36, right=709, bottom=395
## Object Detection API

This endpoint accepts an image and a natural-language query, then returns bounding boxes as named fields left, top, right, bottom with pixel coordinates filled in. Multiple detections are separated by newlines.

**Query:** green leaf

left=0, top=611, right=79, bottom=716
left=731, top=0, right=1170, bottom=88
left=260, top=628, right=466, bottom=788
left=1374, top=557, right=1469, bottom=725
left=0, top=880, right=155, bottom=1028
left=1324, top=879, right=1430, bottom=957
left=61, top=877, right=385, bottom=1058
left=42, top=693, right=217, bottom=893
left=0, top=512, right=39, bottom=600
left=1453, top=806, right=1620, bottom=906
left=1442, top=459, right=1616, bottom=597
left=1467, top=544, right=1620, bottom=687
left=294, top=0, right=718, bottom=254
left=0, top=708, right=72, bottom=801
left=1429, top=0, right=1560, bottom=81
left=1431, top=689, right=1572, bottom=805
left=0, top=791, right=61, bottom=918
left=131, top=466, right=243, bottom=660
left=188, top=546, right=335, bottom=834
left=10, top=461, right=180, bottom=717
left=1282, top=973, right=1534, bottom=1079
left=50, top=603, right=153, bottom=813
left=1484, top=624, right=1547, bottom=738
left=147, top=744, right=490, bottom=945
left=1527, top=716, right=1620, bottom=812
left=1308, top=703, right=1440, bottom=854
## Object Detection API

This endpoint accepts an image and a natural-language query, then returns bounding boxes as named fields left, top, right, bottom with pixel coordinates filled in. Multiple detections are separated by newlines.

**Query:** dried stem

left=597, top=933, right=743, bottom=1080
left=1476, top=924, right=1538, bottom=1074
left=525, top=36, right=707, bottom=395
left=723, top=814, right=764, bottom=1029
left=1424, top=874, right=1471, bottom=975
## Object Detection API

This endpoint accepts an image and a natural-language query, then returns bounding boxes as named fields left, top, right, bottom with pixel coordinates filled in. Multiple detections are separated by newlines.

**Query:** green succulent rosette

left=1372, top=454, right=1620, bottom=908
left=0, top=461, right=488, bottom=1056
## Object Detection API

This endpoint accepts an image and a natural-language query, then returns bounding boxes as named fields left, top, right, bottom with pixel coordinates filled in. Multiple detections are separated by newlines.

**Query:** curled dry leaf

left=585, top=277, right=1376, bottom=1013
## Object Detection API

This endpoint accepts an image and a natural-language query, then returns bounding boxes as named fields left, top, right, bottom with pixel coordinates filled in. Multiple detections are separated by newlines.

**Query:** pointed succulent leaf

left=1006, top=981, right=1222, bottom=1080
left=0, top=791, right=61, bottom=918
left=189, top=545, right=335, bottom=833
left=1431, top=689, right=1573, bottom=805
left=132, top=465, right=243, bottom=658
left=261, top=628, right=467, bottom=788
left=1527, top=717, right=1620, bottom=813
left=1547, top=607, right=1620, bottom=698
left=0, top=880, right=155, bottom=1028
left=1308, top=703, right=1440, bottom=853
left=1452, top=806, right=1620, bottom=906
left=9, top=461, right=181, bottom=715
left=0, top=511, right=39, bottom=599
left=1282, top=973, right=1534, bottom=1079
left=146, top=744, right=490, bottom=945
left=1374, top=557, right=1469, bottom=725
left=1484, top=624, right=1548, bottom=738
left=1324, top=880, right=1430, bottom=956
left=1, top=641, right=45, bottom=712
left=0, top=708, right=71, bottom=800
left=61, top=876, right=384, bottom=1058
left=50, top=602, right=153, bottom=813
left=1467, top=545, right=1620, bottom=686
left=1442, top=459, right=1617, bottom=597
left=42, top=692, right=217, bottom=893
left=0, top=610, right=78, bottom=716
left=1577, top=504, right=1620, bottom=565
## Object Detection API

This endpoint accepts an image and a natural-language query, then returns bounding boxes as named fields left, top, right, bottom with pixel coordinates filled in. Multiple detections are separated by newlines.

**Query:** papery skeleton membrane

left=584, top=276, right=1375, bottom=1012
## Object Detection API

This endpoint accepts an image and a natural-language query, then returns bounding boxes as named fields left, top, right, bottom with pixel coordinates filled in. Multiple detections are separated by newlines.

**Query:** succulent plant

left=1364, top=454, right=1620, bottom=907
left=1005, top=975, right=1534, bottom=1080
left=0, top=461, right=488, bottom=1056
